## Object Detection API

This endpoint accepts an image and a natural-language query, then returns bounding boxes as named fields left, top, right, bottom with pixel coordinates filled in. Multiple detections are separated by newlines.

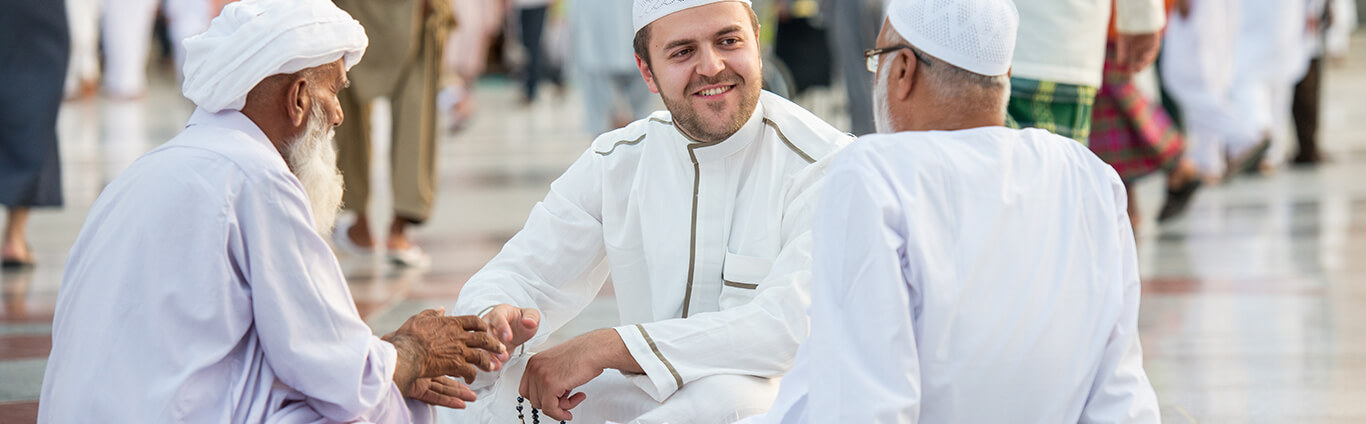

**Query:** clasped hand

left=384, top=307, right=509, bottom=409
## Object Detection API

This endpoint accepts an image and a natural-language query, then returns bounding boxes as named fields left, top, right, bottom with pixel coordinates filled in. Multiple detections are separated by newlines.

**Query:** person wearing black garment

left=0, top=0, right=68, bottom=269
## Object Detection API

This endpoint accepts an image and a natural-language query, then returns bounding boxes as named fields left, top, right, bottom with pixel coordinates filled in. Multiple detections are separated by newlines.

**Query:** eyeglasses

left=864, top=45, right=933, bottom=73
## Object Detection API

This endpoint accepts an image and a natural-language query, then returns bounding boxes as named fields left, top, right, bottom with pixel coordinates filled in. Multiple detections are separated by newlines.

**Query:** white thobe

left=100, top=0, right=159, bottom=97
left=1160, top=0, right=1260, bottom=176
left=1012, top=0, right=1165, bottom=87
left=448, top=91, right=852, bottom=422
left=63, top=0, right=100, bottom=96
left=1231, top=0, right=1310, bottom=166
left=39, top=109, right=429, bottom=424
left=747, top=127, right=1159, bottom=423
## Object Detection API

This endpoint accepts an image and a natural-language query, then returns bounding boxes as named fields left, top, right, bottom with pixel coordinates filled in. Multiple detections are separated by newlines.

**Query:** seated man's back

left=791, top=128, right=1158, bottom=422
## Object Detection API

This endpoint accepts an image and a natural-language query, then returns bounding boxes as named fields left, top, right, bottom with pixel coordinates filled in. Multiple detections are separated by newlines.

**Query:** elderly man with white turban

left=443, top=0, right=852, bottom=422
left=746, top=0, right=1161, bottom=422
left=38, top=1, right=509, bottom=422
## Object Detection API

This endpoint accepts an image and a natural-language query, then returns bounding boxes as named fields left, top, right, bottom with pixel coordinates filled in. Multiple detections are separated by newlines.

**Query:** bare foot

left=347, top=215, right=376, bottom=248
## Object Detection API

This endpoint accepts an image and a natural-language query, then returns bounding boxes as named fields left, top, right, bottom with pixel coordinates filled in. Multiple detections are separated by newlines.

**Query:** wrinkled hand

left=519, top=329, right=638, bottom=421
left=407, top=376, right=478, bottom=409
left=481, top=304, right=541, bottom=352
left=1114, top=32, right=1162, bottom=74
left=386, top=308, right=508, bottom=397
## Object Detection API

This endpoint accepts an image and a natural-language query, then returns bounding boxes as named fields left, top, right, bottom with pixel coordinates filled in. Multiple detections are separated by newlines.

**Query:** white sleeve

left=611, top=159, right=829, bottom=401
left=1079, top=176, right=1161, bottom=423
left=452, top=149, right=609, bottom=349
left=235, top=170, right=405, bottom=422
left=1115, top=0, right=1166, bottom=33
left=804, top=162, right=922, bottom=423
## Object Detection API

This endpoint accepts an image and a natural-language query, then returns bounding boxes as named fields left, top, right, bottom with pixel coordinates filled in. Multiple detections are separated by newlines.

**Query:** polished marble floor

left=4, top=37, right=1366, bottom=423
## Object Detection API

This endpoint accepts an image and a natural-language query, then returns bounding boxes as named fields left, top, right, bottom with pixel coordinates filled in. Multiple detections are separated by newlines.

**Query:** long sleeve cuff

left=1115, top=0, right=1166, bottom=33
left=614, top=324, right=684, bottom=401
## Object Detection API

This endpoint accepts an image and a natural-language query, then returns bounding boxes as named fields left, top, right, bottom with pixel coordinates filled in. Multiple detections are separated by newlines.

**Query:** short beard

left=286, top=105, right=344, bottom=235
left=661, top=70, right=760, bottom=142
left=873, top=56, right=895, bottom=134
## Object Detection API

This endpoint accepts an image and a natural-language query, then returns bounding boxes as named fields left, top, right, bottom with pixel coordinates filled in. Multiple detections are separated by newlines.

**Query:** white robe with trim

left=39, top=109, right=429, bottom=424
left=448, top=91, right=852, bottom=422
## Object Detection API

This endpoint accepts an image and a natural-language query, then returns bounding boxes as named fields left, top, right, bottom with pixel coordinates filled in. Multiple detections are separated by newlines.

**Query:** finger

left=485, top=310, right=515, bottom=344
left=445, top=362, right=479, bottom=384
left=540, top=394, right=572, bottom=422
left=417, top=308, right=443, bottom=318
left=428, top=377, right=479, bottom=403
left=459, top=332, right=508, bottom=357
left=449, top=315, right=491, bottom=333
left=435, top=379, right=479, bottom=402
left=520, top=308, right=542, bottom=328
left=560, top=391, right=587, bottom=411
left=415, top=389, right=466, bottom=409
left=460, top=345, right=501, bottom=372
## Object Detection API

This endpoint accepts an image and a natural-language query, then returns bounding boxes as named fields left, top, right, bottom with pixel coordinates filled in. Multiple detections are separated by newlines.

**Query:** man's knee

left=636, top=374, right=780, bottom=424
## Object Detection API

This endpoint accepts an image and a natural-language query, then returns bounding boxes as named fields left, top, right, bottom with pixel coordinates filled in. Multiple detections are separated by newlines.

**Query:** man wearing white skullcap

left=443, top=0, right=852, bottom=422
left=38, top=1, right=509, bottom=422
left=744, top=0, right=1161, bottom=422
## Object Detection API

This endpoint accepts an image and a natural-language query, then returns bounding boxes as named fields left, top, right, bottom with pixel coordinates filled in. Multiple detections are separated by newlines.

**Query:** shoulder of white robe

left=759, top=91, right=855, bottom=164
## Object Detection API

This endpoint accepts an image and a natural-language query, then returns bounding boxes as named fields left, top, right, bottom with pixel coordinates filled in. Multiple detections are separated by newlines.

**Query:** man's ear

left=635, top=54, right=659, bottom=94
left=284, top=76, right=310, bottom=128
left=890, top=51, right=916, bottom=102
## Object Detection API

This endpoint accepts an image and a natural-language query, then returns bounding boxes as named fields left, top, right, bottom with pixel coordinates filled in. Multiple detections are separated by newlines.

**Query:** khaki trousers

left=334, top=0, right=450, bottom=223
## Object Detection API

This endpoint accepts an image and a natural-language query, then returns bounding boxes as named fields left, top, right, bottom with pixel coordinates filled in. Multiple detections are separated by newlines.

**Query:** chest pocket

left=719, top=252, right=773, bottom=310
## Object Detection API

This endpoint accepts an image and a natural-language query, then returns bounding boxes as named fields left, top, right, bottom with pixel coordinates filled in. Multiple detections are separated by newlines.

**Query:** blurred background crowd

left=1, top=0, right=1365, bottom=421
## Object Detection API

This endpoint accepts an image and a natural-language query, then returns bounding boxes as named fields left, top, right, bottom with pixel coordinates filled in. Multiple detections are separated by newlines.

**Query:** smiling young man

left=444, top=0, right=853, bottom=422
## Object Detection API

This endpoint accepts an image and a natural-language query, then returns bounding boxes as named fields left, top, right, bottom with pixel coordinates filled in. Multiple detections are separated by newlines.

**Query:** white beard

left=873, top=56, right=895, bottom=134
left=286, top=106, right=344, bottom=235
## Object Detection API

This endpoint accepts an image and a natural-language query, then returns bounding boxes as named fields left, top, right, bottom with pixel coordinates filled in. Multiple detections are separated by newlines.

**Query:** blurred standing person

left=1229, top=0, right=1307, bottom=173
left=568, top=0, right=651, bottom=134
left=101, top=0, right=159, bottom=98
left=0, top=0, right=68, bottom=268
left=332, top=0, right=456, bottom=268
left=514, top=0, right=556, bottom=104
left=820, top=0, right=883, bottom=135
left=1291, top=0, right=1334, bottom=165
left=1160, top=0, right=1262, bottom=180
left=442, top=0, right=507, bottom=130
left=165, top=0, right=214, bottom=75
left=101, top=0, right=214, bottom=98
left=1009, top=0, right=1165, bottom=143
left=1087, top=0, right=1202, bottom=226
left=64, top=0, right=99, bottom=98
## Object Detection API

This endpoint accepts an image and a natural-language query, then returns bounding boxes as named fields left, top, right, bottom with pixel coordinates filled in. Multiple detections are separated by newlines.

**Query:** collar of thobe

left=678, top=99, right=767, bottom=163
left=184, top=107, right=288, bottom=170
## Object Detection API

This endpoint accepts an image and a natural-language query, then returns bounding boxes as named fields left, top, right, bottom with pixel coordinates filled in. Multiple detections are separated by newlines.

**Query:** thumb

left=520, top=308, right=542, bottom=328
left=434, top=306, right=447, bottom=316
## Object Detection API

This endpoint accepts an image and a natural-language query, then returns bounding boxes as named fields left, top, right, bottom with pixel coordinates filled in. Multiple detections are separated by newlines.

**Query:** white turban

left=633, top=0, right=753, bottom=34
left=886, top=0, right=1018, bottom=77
left=181, top=0, right=368, bottom=113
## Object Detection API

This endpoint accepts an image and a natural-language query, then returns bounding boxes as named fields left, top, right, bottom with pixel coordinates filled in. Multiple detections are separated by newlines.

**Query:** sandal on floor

left=331, top=217, right=375, bottom=256
left=1157, top=179, right=1202, bottom=223
left=1226, top=139, right=1271, bottom=179
left=387, top=245, right=430, bottom=269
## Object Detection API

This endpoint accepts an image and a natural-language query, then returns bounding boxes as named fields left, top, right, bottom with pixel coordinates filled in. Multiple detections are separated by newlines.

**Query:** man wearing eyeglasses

left=443, top=0, right=853, bottom=422
left=744, top=0, right=1161, bottom=422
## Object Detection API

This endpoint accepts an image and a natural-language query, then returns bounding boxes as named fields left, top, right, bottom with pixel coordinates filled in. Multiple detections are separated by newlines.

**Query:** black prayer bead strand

left=516, top=395, right=567, bottom=424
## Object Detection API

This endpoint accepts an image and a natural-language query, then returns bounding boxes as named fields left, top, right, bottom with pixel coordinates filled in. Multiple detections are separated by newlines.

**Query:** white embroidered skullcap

left=633, top=0, right=753, bottom=34
left=885, top=0, right=1018, bottom=76
left=181, top=0, right=368, bottom=113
